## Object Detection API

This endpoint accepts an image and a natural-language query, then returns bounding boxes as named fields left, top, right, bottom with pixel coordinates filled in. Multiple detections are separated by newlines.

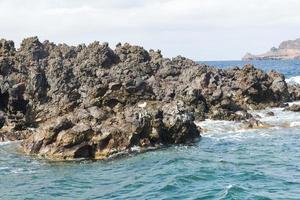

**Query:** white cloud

left=0, top=0, right=300, bottom=60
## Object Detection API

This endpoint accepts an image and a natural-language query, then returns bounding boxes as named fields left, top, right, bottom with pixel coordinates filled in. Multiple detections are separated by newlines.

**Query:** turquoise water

left=1, top=60, right=300, bottom=200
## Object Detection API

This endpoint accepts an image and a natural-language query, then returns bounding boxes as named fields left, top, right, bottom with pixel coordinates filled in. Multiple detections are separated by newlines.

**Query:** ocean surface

left=1, top=60, right=300, bottom=200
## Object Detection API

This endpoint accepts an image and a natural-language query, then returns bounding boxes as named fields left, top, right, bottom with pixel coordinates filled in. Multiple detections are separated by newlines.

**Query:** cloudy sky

left=1, top=0, right=300, bottom=60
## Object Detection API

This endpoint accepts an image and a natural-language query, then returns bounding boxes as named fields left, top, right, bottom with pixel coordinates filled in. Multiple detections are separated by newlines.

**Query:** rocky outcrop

left=288, top=84, right=300, bottom=101
left=22, top=101, right=200, bottom=160
left=242, top=118, right=271, bottom=129
left=284, top=104, right=300, bottom=112
left=0, top=37, right=294, bottom=160
left=243, top=38, right=300, bottom=60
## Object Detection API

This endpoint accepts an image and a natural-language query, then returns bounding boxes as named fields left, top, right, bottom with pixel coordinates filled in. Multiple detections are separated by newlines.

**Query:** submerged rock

left=0, top=37, right=296, bottom=160
left=242, top=118, right=270, bottom=129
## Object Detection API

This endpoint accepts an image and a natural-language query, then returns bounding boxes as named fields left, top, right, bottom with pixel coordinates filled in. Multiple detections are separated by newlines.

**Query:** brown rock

left=284, top=104, right=300, bottom=112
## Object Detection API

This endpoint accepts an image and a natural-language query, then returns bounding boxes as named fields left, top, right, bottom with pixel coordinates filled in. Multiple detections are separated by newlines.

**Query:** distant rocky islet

left=0, top=37, right=300, bottom=160
left=243, top=38, right=300, bottom=60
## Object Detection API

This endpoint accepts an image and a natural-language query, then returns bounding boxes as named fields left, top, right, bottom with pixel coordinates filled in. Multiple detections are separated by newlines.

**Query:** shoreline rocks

left=22, top=101, right=200, bottom=160
left=288, top=84, right=300, bottom=101
left=284, top=104, right=300, bottom=112
left=0, top=36, right=296, bottom=160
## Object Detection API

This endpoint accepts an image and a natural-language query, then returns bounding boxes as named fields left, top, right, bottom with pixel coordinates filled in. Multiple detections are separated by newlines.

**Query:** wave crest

left=286, top=76, right=300, bottom=85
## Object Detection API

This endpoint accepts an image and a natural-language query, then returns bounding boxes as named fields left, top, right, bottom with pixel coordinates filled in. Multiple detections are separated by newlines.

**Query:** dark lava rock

left=288, top=84, right=300, bottom=101
left=284, top=104, right=300, bottom=112
left=22, top=101, right=200, bottom=160
left=0, top=36, right=296, bottom=160
left=266, top=111, right=275, bottom=116
left=242, top=118, right=270, bottom=129
left=208, top=108, right=253, bottom=121
left=0, top=130, right=32, bottom=142
left=0, top=111, right=5, bottom=129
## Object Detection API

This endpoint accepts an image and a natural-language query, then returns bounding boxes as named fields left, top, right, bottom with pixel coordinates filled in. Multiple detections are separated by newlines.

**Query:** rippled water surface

left=1, top=60, right=300, bottom=200
left=201, top=59, right=300, bottom=78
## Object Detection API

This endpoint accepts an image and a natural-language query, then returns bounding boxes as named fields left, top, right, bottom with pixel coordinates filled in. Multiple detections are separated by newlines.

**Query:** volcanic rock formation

left=0, top=37, right=297, bottom=160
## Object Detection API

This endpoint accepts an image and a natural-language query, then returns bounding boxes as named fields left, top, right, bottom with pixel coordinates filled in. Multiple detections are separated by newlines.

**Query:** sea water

left=1, top=60, right=300, bottom=200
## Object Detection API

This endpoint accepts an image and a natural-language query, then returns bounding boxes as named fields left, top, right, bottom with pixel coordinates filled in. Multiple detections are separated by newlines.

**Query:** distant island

left=242, top=38, right=300, bottom=60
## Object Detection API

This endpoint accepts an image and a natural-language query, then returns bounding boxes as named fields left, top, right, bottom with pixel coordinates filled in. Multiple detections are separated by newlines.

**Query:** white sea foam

left=130, top=146, right=141, bottom=152
left=222, top=184, right=233, bottom=197
left=288, top=101, right=300, bottom=106
left=290, top=121, right=300, bottom=127
left=286, top=76, right=300, bottom=85
left=251, top=105, right=300, bottom=125
left=0, top=141, right=13, bottom=146
left=196, top=105, right=300, bottom=140
left=196, top=119, right=253, bottom=140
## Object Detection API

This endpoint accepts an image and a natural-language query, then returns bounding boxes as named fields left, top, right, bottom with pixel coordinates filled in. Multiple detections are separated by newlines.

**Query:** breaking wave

left=286, top=76, right=300, bottom=85
left=197, top=101, right=300, bottom=141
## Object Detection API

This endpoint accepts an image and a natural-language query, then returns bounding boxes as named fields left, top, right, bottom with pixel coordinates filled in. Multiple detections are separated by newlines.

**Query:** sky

left=0, top=0, right=300, bottom=61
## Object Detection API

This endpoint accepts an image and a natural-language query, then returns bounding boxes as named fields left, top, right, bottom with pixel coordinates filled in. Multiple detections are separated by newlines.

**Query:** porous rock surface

left=288, top=84, right=300, bottom=101
left=0, top=37, right=293, bottom=160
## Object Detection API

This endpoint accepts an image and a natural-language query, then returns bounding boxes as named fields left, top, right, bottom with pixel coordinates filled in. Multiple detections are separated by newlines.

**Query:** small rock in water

left=266, top=111, right=275, bottom=116
left=279, top=103, right=289, bottom=108
left=254, top=114, right=262, bottom=119
left=243, top=118, right=269, bottom=129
